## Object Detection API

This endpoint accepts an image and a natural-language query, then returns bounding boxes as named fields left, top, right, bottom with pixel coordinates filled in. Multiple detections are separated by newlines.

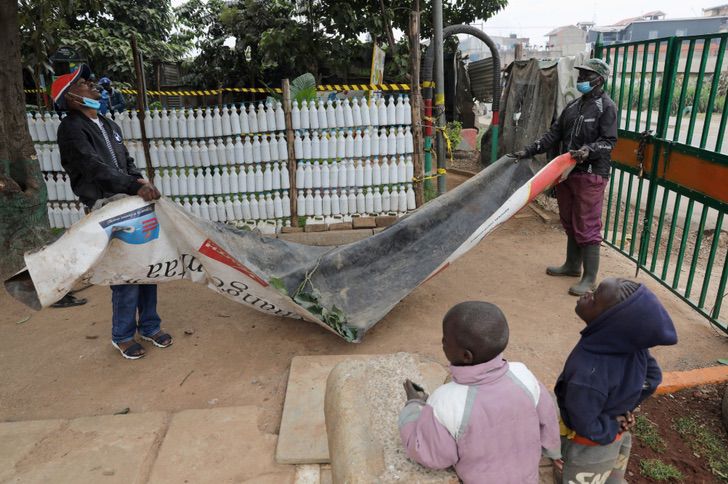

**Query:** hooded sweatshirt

left=555, top=284, right=678, bottom=445
left=399, top=355, right=561, bottom=484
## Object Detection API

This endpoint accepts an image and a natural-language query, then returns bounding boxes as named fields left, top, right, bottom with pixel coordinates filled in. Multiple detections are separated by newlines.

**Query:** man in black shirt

left=51, top=64, right=172, bottom=359
left=513, top=59, right=617, bottom=296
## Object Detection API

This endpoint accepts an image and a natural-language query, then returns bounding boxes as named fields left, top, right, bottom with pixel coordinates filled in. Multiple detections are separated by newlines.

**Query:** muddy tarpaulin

left=5, top=155, right=575, bottom=342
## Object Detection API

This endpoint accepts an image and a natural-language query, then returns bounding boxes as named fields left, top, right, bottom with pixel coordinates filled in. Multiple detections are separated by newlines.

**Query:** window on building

left=649, top=31, right=658, bottom=39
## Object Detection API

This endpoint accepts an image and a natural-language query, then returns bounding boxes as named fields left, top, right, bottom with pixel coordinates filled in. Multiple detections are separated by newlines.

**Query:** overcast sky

left=480, top=0, right=722, bottom=46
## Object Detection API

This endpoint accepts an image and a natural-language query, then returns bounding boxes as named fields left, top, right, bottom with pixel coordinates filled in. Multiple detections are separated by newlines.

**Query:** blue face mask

left=577, top=81, right=594, bottom=94
left=69, top=92, right=101, bottom=110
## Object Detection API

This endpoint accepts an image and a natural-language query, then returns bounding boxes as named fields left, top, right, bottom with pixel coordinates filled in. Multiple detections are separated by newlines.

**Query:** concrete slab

left=149, top=406, right=293, bottom=484
left=0, top=419, right=65, bottom=482
left=324, top=353, right=454, bottom=483
left=276, top=355, right=370, bottom=465
left=1, top=412, right=167, bottom=484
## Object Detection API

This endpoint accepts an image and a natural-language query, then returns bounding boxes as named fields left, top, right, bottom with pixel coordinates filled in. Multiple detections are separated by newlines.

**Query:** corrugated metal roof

left=468, top=57, right=494, bottom=102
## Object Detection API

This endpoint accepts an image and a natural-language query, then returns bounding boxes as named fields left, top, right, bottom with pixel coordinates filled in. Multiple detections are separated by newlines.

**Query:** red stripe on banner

left=491, top=110, right=500, bottom=125
left=528, top=153, right=576, bottom=201
left=198, top=239, right=269, bottom=287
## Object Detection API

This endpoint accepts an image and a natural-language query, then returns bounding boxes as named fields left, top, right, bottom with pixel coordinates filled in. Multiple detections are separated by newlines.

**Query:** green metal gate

left=595, top=33, right=728, bottom=332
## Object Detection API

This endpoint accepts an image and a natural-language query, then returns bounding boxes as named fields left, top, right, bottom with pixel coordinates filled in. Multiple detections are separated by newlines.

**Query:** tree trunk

left=0, top=0, right=53, bottom=279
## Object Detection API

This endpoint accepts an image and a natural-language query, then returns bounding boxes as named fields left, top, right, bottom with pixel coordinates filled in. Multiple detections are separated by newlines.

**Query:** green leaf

left=268, top=277, right=289, bottom=296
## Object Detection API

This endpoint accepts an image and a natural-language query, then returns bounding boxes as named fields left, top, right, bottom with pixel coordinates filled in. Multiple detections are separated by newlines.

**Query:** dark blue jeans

left=111, top=284, right=161, bottom=344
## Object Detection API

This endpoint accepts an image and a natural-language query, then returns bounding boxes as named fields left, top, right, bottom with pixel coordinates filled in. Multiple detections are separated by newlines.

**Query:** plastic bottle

left=329, top=162, right=338, bottom=188
left=365, top=188, right=374, bottom=214
left=200, top=140, right=211, bottom=167
left=302, top=131, right=312, bottom=160
left=326, top=100, right=336, bottom=128
left=208, top=198, right=220, bottom=222
left=296, top=162, right=305, bottom=188
left=317, top=99, right=327, bottom=129
left=382, top=186, right=391, bottom=213
left=294, top=132, right=303, bottom=159
left=313, top=190, right=323, bottom=216
left=275, top=101, right=285, bottom=132
left=224, top=196, right=235, bottom=221
left=248, top=104, right=258, bottom=133
left=305, top=189, right=315, bottom=216
left=240, top=104, right=250, bottom=134
left=252, top=135, right=262, bottom=163
left=273, top=191, right=284, bottom=218
left=396, top=127, right=406, bottom=154
left=277, top=133, right=287, bottom=161
left=348, top=189, right=357, bottom=215
left=261, top=135, right=271, bottom=162
left=353, top=129, right=363, bottom=158
left=394, top=94, right=405, bottom=125
left=364, top=159, right=373, bottom=186
left=371, top=158, right=381, bottom=186
left=160, top=110, right=170, bottom=139
left=297, top=190, right=306, bottom=217
left=373, top=187, right=383, bottom=213
left=321, top=162, right=330, bottom=188
left=388, top=128, right=397, bottom=156
left=329, top=131, right=338, bottom=159
left=187, top=108, right=197, bottom=139
left=263, top=163, right=273, bottom=191
left=243, top=136, right=254, bottom=164
left=343, top=98, right=354, bottom=127
left=345, top=129, right=354, bottom=158
left=338, top=160, right=347, bottom=187
left=371, top=129, right=379, bottom=157
left=322, top=189, right=331, bottom=216
left=397, top=156, right=407, bottom=184
left=272, top=163, right=281, bottom=190
left=170, top=171, right=181, bottom=196
left=282, top=191, right=291, bottom=217
left=269, top=133, right=279, bottom=161
left=212, top=106, right=223, bottom=137
left=221, top=166, right=232, bottom=194
left=131, top=109, right=142, bottom=139
left=335, top=99, right=345, bottom=128
left=230, top=105, right=241, bottom=134
left=221, top=106, right=232, bottom=136
left=177, top=109, right=187, bottom=139
left=160, top=170, right=171, bottom=195
left=331, top=190, right=341, bottom=215
left=196, top=169, right=206, bottom=195
left=257, top=102, right=268, bottom=133
left=150, top=141, right=160, bottom=168
left=403, top=95, right=412, bottom=125
left=187, top=169, right=196, bottom=195
left=379, top=128, right=388, bottom=155
left=281, top=163, right=290, bottom=189
left=381, top=157, right=390, bottom=185
left=292, top=101, right=301, bottom=130
left=311, top=132, right=321, bottom=160
left=242, top=194, right=252, bottom=219
left=361, top=98, right=371, bottom=126
left=196, top=107, right=207, bottom=138
left=355, top=160, right=364, bottom=187
left=229, top=166, right=239, bottom=194
left=405, top=126, right=414, bottom=153
left=300, top=100, right=310, bottom=130
left=233, top=195, right=243, bottom=220
left=312, top=160, right=321, bottom=188
left=202, top=168, right=213, bottom=195
left=254, top=164, right=264, bottom=192
left=178, top=171, right=188, bottom=196
left=352, top=98, right=362, bottom=126
left=377, top=98, right=388, bottom=127
left=203, top=107, right=213, bottom=137
left=362, top=129, right=371, bottom=158
left=238, top=166, right=248, bottom=193
left=320, top=133, right=329, bottom=160
left=346, top=159, right=356, bottom=187
left=304, top=161, right=313, bottom=189
left=246, top=166, right=256, bottom=193
left=309, top=99, right=319, bottom=130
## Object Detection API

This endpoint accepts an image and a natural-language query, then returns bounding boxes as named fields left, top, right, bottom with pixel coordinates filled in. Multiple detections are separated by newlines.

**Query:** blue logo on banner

left=99, top=204, right=159, bottom=245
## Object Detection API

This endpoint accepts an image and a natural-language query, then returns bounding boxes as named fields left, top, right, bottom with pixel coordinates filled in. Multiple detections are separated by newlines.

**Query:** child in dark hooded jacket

left=555, top=278, right=677, bottom=483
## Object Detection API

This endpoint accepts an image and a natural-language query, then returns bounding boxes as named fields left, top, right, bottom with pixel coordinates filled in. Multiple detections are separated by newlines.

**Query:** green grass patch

left=634, top=415, right=667, bottom=453
left=639, top=459, right=684, bottom=481
left=674, top=416, right=728, bottom=480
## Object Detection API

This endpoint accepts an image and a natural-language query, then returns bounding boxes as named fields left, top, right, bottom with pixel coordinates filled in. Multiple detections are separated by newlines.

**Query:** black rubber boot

left=546, top=236, right=582, bottom=277
left=569, top=244, right=600, bottom=296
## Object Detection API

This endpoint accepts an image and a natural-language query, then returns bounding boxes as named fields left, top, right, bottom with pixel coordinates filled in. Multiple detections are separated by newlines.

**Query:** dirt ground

left=2, top=191, right=728, bottom=435
left=628, top=384, right=728, bottom=483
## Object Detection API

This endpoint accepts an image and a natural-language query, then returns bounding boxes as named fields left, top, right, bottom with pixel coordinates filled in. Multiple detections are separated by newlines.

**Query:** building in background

left=544, top=25, right=588, bottom=57
left=587, top=10, right=728, bottom=46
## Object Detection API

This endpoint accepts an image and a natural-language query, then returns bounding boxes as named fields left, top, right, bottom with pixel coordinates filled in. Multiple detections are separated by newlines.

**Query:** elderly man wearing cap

left=511, top=59, right=617, bottom=296
left=51, top=64, right=172, bottom=360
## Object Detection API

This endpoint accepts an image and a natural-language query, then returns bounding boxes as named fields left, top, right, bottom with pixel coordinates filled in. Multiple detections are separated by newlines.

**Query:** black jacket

left=57, top=111, right=143, bottom=208
left=525, top=89, right=618, bottom=178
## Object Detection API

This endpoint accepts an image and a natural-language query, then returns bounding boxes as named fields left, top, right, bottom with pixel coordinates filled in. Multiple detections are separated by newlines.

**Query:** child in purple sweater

left=399, top=301, right=561, bottom=483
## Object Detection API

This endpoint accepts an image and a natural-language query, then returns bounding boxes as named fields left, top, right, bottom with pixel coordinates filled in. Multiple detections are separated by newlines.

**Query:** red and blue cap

left=50, top=64, right=92, bottom=109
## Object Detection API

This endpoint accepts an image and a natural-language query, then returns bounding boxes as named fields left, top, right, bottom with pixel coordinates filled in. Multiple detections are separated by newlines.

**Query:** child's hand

left=616, top=409, right=638, bottom=432
left=403, top=379, right=429, bottom=402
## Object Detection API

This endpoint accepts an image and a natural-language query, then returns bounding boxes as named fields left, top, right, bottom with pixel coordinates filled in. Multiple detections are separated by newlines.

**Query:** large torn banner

left=5, top=155, right=575, bottom=342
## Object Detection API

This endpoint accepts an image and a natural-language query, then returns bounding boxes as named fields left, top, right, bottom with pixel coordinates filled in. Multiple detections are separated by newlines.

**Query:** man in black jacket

left=512, top=59, right=617, bottom=296
left=51, top=64, right=172, bottom=360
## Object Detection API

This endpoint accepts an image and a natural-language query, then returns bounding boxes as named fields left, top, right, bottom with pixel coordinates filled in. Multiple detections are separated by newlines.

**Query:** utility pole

left=433, top=0, right=446, bottom=195
left=409, top=7, right=424, bottom=207
left=131, top=35, right=153, bottom=180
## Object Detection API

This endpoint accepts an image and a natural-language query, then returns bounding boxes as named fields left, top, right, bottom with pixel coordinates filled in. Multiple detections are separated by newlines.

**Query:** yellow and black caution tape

left=412, top=168, right=447, bottom=183
left=24, top=82, right=431, bottom=97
